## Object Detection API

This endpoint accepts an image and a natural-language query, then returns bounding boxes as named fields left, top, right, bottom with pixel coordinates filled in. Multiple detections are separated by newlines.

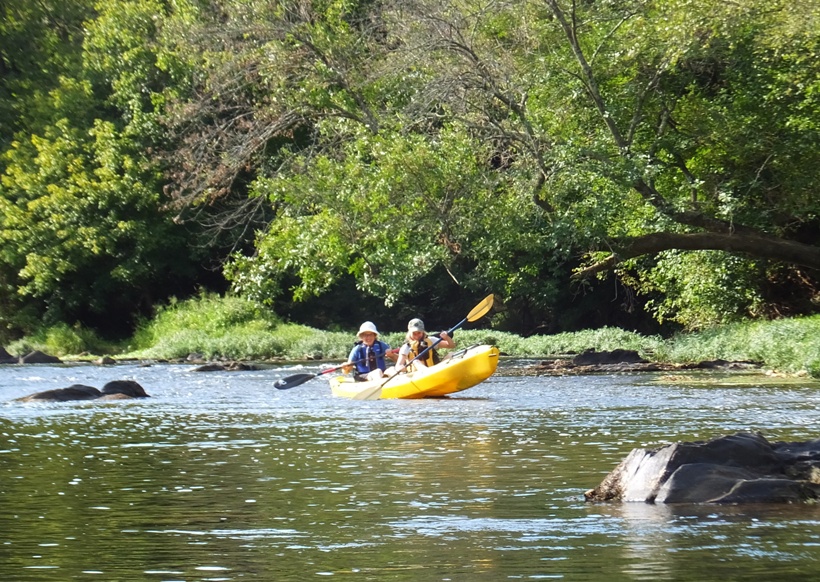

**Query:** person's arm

left=379, top=341, right=397, bottom=362
left=395, top=344, right=409, bottom=368
left=343, top=346, right=359, bottom=374
left=376, top=341, right=393, bottom=369
left=435, top=331, right=455, bottom=349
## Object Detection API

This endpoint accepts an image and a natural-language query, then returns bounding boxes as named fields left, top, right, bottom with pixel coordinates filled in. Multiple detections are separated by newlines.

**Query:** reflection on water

left=1, top=361, right=820, bottom=580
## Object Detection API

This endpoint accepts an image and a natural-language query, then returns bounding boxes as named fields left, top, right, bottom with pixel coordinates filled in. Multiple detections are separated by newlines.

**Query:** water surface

left=2, top=360, right=819, bottom=580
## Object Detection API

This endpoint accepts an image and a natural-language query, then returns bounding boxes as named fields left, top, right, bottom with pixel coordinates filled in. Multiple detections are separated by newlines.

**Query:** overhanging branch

left=573, top=231, right=820, bottom=279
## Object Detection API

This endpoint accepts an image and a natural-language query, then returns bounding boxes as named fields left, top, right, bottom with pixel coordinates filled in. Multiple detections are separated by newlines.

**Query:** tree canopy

left=1, top=0, right=818, bottom=339
left=0, top=0, right=197, bottom=337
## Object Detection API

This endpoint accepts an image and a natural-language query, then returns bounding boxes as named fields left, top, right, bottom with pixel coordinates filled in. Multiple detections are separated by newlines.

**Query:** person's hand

left=438, top=331, right=454, bottom=348
left=342, top=364, right=353, bottom=374
left=387, top=348, right=399, bottom=361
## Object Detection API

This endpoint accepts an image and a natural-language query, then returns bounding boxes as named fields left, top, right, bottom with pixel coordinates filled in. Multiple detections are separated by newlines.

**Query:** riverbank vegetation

left=1, top=1, right=817, bottom=358
left=5, top=294, right=820, bottom=377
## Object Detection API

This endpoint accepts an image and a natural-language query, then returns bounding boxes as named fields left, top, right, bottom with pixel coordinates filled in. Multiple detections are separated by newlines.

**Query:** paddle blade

left=351, top=384, right=383, bottom=400
left=466, top=294, right=495, bottom=322
left=274, top=373, right=316, bottom=390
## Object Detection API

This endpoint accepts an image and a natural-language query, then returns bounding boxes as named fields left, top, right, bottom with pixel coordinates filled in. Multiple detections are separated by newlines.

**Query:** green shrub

left=131, top=292, right=278, bottom=349
left=125, top=293, right=356, bottom=360
left=658, top=315, right=820, bottom=377
left=92, top=293, right=820, bottom=377
left=5, top=323, right=111, bottom=357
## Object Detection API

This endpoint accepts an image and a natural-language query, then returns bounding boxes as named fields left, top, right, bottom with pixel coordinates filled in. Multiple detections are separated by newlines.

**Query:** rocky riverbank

left=0, top=345, right=779, bottom=377
left=508, top=348, right=765, bottom=376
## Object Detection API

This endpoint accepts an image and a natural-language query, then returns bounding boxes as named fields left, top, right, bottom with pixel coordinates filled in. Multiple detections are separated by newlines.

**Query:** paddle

left=274, top=362, right=354, bottom=390
left=351, top=293, right=496, bottom=400
left=274, top=345, right=400, bottom=389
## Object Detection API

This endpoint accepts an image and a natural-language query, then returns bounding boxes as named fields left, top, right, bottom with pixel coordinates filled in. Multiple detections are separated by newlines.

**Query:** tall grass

left=6, top=293, right=820, bottom=376
left=439, top=327, right=661, bottom=357
left=657, top=315, right=820, bottom=376
left=5, top=323, right=113, bottom=357
left=126, top=293, right=352, bottom=361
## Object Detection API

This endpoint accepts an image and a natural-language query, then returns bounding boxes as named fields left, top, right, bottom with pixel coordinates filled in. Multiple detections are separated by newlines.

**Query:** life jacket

left=407, top=337, right=441, bottom=367
left=351, top=340, right=389, bottom=374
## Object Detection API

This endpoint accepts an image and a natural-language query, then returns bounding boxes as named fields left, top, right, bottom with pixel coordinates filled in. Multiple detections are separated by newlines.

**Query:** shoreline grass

left=5, top=294, right=820, bottom=377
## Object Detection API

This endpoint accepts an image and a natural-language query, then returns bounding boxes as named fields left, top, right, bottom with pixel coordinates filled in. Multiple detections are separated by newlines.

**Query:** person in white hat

left=344, top=321, right=396, bottom=381
left=394, top=318, right=455, bottom=372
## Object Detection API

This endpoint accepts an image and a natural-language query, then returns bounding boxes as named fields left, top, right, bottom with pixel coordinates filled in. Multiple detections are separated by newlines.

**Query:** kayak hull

left=330, top=344, right=500, bottom=400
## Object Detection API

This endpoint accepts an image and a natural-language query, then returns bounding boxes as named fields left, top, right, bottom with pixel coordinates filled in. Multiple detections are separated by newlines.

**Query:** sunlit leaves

left=83, top=0, right=173, bottom=130
left=226, top=123, right=552, bottom=305
left=643, top=250, right=765, bottom=329
left=0, top=115, right=181, bottom=323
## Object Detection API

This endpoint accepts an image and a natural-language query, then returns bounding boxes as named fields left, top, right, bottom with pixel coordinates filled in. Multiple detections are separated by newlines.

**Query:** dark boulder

left=19, top=350, right=62, bottom=364
left=585, top=432, right=820, bottom=504
left=15, top=384, right=102, bottom=402
left=572, top=349, right=648, bottom=366
left=0, top=347, right=16, bottom=364
left=14, top=380, right=150, bottom=402
left=99, top=380, right=150, bottom=399
left=192, top=361, right=257, bottom=372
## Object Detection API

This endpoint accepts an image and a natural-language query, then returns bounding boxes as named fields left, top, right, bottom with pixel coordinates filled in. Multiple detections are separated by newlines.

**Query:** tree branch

left=573, top=231, right=820, bottom=279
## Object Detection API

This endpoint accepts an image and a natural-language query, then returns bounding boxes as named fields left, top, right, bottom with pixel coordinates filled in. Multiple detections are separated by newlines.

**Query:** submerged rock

left=15, top=380, right=150, bottom=402
left=528, top=350, right=763, bottom=376
left=15, top=384, right=103, bottom=402
left=585, top=432, right=820, bottom=504
left=572, top=348, right=648, bottom=366
left=192, top=361, right=257, bottom=372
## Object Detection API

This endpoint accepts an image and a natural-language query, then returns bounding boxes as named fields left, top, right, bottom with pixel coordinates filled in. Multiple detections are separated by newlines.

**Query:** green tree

left=0, top=0, right=95, bottom=147
left=160, top=0, right=567, bottom=324
left=0, top=0, right=198, bottom=339
left=395, top=0, right=820, bottom=327
left=536, top=0, right=820, bottom=326
left=157, top=0, right=820, bottom=330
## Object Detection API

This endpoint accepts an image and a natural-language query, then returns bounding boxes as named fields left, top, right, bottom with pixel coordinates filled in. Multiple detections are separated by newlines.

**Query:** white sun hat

left=357, top=321, right=380, bottom=339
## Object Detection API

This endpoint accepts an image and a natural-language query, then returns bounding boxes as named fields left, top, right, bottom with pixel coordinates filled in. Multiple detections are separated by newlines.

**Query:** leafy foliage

left=227, top=126, right=557, bottom=308
left=0, top=114, right=190, bottom=332
left=1, top=0, right=819, bottom=342
left=641, top=251, right=766, bottom=329
left=0, top=0, right=202, bottom=339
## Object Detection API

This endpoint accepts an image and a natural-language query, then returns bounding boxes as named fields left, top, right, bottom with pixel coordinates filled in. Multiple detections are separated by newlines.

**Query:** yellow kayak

left=329, top=344, right=500, bottom=400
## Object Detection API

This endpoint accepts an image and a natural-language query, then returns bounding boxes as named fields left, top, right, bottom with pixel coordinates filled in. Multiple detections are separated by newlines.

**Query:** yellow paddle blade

left=351, top=383, right=383, bottom=400
left=466, top=294, right=495, bottom=322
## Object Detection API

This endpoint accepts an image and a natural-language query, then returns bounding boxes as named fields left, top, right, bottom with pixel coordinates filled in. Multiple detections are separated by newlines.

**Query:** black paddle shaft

left=274, top=348, right=392, bottom=390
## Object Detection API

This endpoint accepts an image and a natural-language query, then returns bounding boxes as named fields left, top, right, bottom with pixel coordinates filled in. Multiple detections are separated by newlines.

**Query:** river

left=1, top=358, right=819, bottom=581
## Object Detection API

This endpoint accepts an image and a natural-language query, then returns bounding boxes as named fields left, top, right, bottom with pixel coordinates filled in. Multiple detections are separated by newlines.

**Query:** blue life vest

left=350, top=340, right=390, bottom=374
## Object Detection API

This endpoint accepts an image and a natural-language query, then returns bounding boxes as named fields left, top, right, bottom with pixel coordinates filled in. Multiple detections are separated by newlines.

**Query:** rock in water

left=585, top=432, right=820, bottom=504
